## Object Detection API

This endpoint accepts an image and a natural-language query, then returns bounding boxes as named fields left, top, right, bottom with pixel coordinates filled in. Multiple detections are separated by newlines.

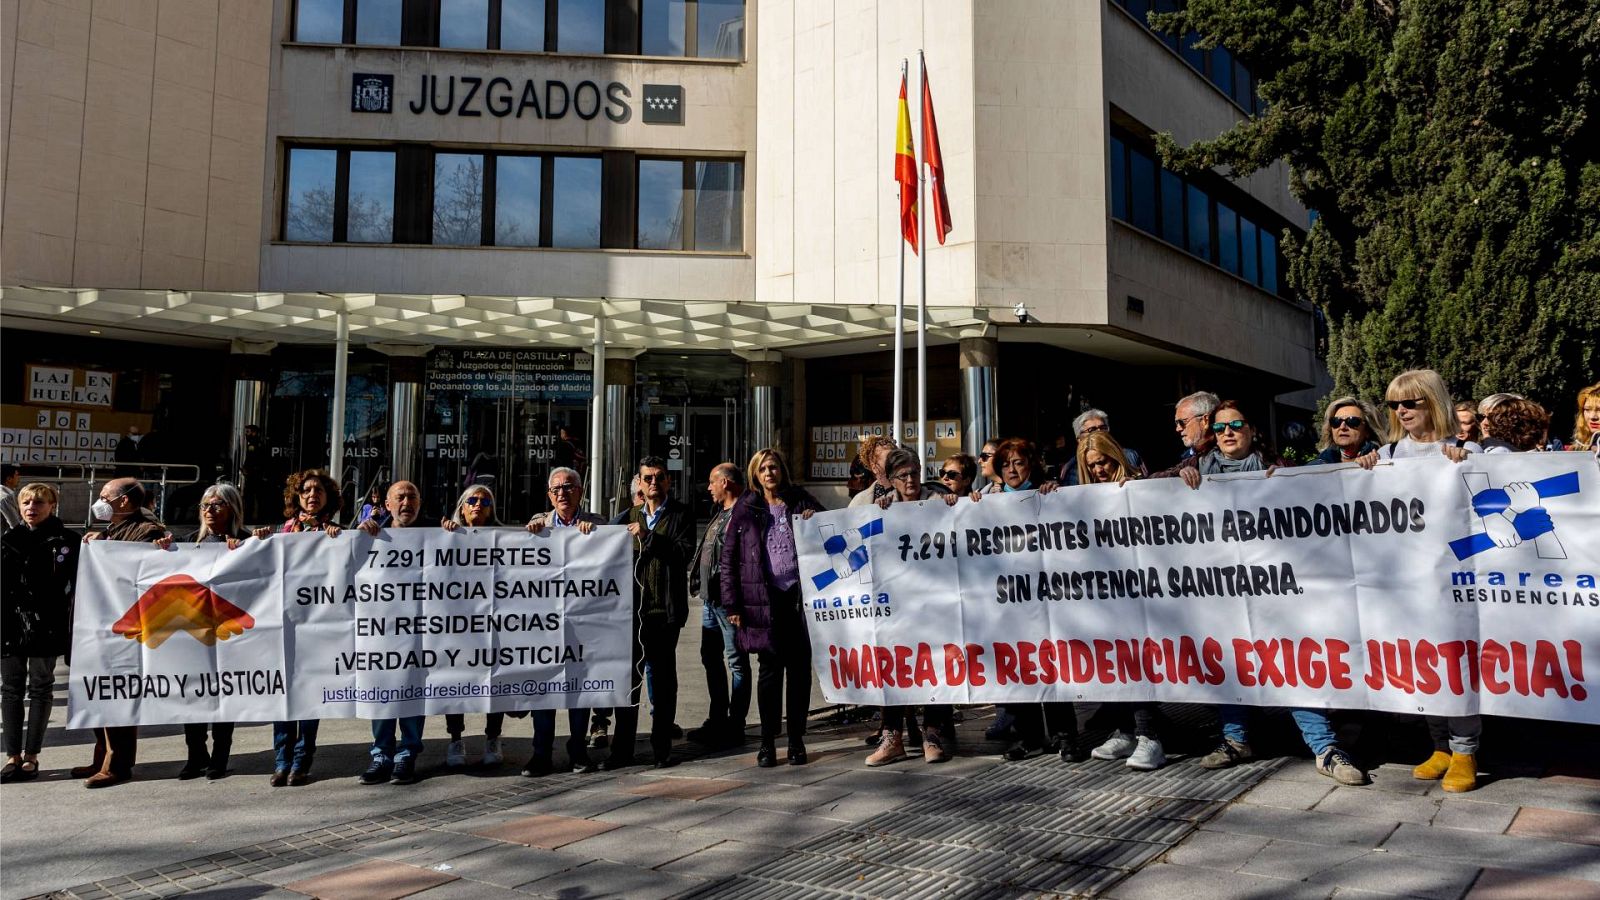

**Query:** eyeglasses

left=1386, top=398, right=1426, bottom=410
left=890, top=471, right=919, bottom=483
left=978, top=452, right=993, bottom=461
left=1080, top=424, right=1106, bottom=434
left=200, top=502, right=228, bottom=513
left=641, top=473, right=667, bottom=484
left=1174, top=413, right=1204, bottom=429
left=463, top=496, right=493, bottom=507
left=1210, top=419, right=1249, bottom=434
left=548, top=484, right=579, bottom=494
left=939, top=469, right=963, bottom=480
left=1328, top=416, right=1365, bottom=430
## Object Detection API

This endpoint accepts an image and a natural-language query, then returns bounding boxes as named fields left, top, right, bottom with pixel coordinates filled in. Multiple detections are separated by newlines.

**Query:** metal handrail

left=43, top=461, right=206, bottom=528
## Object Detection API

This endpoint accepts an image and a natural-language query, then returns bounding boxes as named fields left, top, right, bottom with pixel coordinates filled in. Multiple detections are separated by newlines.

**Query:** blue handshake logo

left=811, top=518, right=884, bottom=591
left=1448, top=471, right=1579, bottom=562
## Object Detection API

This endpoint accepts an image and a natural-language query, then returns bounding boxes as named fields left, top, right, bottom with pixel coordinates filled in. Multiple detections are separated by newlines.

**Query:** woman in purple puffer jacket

left=721, top=448, right=825, bottom=768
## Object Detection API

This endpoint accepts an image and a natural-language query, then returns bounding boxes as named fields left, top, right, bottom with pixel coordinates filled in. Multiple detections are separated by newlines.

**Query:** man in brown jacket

left=74, top=477, right=167, bottom=788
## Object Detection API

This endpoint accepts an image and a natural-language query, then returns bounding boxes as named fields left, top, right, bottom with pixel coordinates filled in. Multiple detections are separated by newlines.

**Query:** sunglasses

left=1386, top=398, right=1426, bottom=410
left=939, top=469, right=963, bottom=480
left=200, top=502, right=228, bottom=513
left=1080, top=424, right=1106, bottom=434
left=641, top=473, right=667, bottom=483
left=1174, top=413, right=1204, bottom=429
left=548, top=484, right=579, bottom=494
left=978, top=452, right=994, bottom=461
left=1210, top=419, right=1249, bottom=433
left=463, top=496, right=493, bottom=507
left=1328, top=416, right=1365, bottom=430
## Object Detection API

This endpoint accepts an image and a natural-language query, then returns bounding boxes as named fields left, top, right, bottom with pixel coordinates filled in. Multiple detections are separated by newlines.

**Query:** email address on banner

left=320, top=679, right=617, bottom=704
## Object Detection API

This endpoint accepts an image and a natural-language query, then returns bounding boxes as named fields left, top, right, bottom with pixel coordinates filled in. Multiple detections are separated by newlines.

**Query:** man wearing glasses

left=357, top=481, right=429, bottom=785
left=1152, top=390, right=1220, bottom=478
left=525, top=467, right=604, bottom=774
left=613, top=457, right=694, bottom=769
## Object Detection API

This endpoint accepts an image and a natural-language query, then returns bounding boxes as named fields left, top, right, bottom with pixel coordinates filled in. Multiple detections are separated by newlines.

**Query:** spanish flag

left=895, top=73, right=919, bottom=253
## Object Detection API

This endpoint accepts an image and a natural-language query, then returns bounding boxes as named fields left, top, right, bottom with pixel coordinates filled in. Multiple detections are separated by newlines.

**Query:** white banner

left=68, top=527, right=634, bottom=727
left=796, top=455, right=1600, bottom=723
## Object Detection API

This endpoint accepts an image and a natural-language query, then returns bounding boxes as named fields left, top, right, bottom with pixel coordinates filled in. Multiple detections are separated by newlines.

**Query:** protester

left=866, top=449, right=955, bottom=766
left=611, top=457, right=693, bottom=769
left=1313, top=397, right=1386, bottom=465
left=1075, top=431, right=1139, bottom=486
left=1, top=483, right=78, bottom=783
left=1170, top=399, right=1285, bottom=489
left=1484, top=399, right=1551, bottom=453
left=524, top=470, right=604, bottom=774
left=254, top=469, right=342, bottom=786
left=848, top=435, right=897, bottom=507
left=1168, top=390, right=1220, bottom=466
left=1356, top=369, right=1482, bottom=468
left=1573, top=381, right=1600, bottom=455
left=1453, top=401, right=1481, bottom=445
left=971, top=438, right=1056, bottom=497
left=357, top=484, right=387, bottom=527
left=938, top=452, right=976, bottom=498
left=686, top=462, right=750, bottom=749
left=171, top=484, right=249, bottom=780
left=978, top=439, right=1000, bottom=490
left=348, top=481, right=429, bottom=785
left=0, top=465, right=22, bottom=533
left=722, top=448, right=824, bottom=768
left=1059, top=410, right=1147, bottom=484
left=609, top=475, right=644, bottom=525
left=74, top=478, right=166, bottom=787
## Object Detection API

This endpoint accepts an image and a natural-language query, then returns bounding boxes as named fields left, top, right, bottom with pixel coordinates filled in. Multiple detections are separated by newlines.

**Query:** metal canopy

left=0, top=287, right=996, bottom=351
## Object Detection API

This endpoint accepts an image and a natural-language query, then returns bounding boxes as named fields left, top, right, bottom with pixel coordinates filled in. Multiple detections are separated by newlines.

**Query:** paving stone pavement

left=20, top=710, right=1600, bottom=899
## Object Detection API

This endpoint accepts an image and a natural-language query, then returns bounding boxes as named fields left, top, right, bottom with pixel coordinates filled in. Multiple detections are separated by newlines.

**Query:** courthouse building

left=1, top=0, right=1318, bottom=523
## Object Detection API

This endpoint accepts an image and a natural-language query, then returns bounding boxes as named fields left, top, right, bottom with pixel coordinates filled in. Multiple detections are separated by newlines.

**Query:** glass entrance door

left=645, top=399, right=739, bottom=522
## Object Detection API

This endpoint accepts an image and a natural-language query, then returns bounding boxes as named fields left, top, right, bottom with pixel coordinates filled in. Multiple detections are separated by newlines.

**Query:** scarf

left=1198, top=450, right=1265, bottom=475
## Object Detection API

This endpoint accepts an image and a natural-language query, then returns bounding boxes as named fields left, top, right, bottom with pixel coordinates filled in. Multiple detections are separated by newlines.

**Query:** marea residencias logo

left=1448, top=471, right=1580, bottom=562
left=112, top=574, right=256, bottom=649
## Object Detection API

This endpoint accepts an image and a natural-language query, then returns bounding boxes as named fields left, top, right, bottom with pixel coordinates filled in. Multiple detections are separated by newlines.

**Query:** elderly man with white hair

left=1058, top=408, right=1149, bottom=485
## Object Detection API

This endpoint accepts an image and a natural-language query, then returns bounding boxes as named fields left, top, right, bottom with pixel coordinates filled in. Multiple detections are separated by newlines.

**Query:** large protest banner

left=796, top=455, right=1599, bottom=723
left=68, top=526, right=634, bottom=727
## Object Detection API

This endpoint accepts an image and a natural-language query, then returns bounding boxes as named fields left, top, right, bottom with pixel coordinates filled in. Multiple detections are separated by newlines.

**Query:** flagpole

left=916, top=50, right=929, bottom=470
left=893, top=58, right=907, bottom=452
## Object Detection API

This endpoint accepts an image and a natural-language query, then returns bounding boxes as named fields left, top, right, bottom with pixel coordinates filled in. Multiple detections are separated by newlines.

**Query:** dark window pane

left=347, top=150, right=395, bottom=242
left=495, top=155, right=541, bottom=246
left=556, top=0, right=604, bottom=53
left=1124, top=0, right=1150, bottom=24
left=698, top=0, right=744, bottom=59
left=355, top=0, right=401, bottom=45
left=1128, top=148, right=1156, bottom=233
left=1211, top=47, right=1233, bottom=95
left=1233, top=60, right=1252, bottom=109
left=295, top=0, right=344, bottom=42
left=1185, top=184, right=1210, bottom=261
left=641, top=0, right=686, bottom=56
left=433, top=153, right=485, bottom=245
left=550, top=156, right=601, bottom=247
left=1261, top=229, right=1278, bottom=293
left=1216, top=203, right=1239, bottom=274
left=501, top=0, right=546, bottom=50
left=1240, top=218, right=1259, bottom=284
left=1160, top=170, right=1184, bottom=243
left=637, top=159, right=684, bottom=249
left=694, top=160, right=743, bottom=251
left=285, top=148, right=337, bottom=241
left=439, top=0, right=489, bottom=48
left=1180, top=30, right=1205, bottom=70
left=1153, top=0, right=1179, bottom=49
left=1109, top=138, right=1127, bottom=221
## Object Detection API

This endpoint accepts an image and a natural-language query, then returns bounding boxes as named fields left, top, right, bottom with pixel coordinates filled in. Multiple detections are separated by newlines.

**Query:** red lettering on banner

left=872, top=646, right=894, bottom=688
left=994, top=642, right=1019, bottom=684
left=1093, top=639, right=1115, bottom=685
left=966, top=644, right=988, bottom=685
left=893, top=644, right=914, bottom=687
left=1359, top=638, right=1587, bottom=700
left=943, top=644, right=967, bottom=685
left=914, top=643, right=938, bottom=687
left=1017, top=641, right=1039, bottom=685
left=1142, top=639, right=1165, bottom=684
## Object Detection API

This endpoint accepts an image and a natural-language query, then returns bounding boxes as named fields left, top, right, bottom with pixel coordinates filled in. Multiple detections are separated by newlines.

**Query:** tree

left=1152, top=0, right=1600, bottom=426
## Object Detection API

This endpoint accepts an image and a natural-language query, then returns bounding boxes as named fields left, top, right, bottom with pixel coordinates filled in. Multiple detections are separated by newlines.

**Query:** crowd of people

left=2, top=372, right=1595, bottom=794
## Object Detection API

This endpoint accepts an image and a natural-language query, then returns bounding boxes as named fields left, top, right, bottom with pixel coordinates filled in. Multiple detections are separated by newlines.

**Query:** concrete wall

left=2, top=0, right=271, bottom=290
left=754, top=0, right=976, bottom=308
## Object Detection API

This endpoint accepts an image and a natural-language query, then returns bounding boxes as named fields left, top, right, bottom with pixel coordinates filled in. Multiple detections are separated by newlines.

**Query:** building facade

left=2, top=0, right=1319, bottom=525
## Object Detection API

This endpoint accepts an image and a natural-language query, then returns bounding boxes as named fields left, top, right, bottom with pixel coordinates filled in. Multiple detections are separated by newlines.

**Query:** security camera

left=1013, top=302, right=1033, bottom=324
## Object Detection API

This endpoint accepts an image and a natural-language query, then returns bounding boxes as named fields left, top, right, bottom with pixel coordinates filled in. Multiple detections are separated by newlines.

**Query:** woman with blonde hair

left=1573, top=382, right=1600, bottom=455
left=1076, top=431, right=1137, bottom=485
left=1313, top=397, right=1387, bottom=465
left=440, top=484, right=507, bottom=767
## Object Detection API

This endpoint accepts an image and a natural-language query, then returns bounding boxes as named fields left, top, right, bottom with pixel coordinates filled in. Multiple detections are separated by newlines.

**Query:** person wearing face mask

left=75, top=478, right=167, bottom=787
left=1310, top=397, right=1387, bottom=465
left=253, top=469, right=343, bottom=786
left=1, top=483, right=79, bottom=783
left=354, top=481, right=429, bottom=785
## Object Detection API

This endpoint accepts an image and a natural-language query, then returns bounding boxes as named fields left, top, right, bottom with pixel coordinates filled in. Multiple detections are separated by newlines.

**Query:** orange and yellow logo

left=112, top=574, right=255, bottom=649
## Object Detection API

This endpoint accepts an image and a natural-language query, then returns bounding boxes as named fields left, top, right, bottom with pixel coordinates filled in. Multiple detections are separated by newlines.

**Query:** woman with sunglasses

left=173, top=484, right=251, bottom=780
left=253, top=469, right=343, bottom=786
left=439, top=485, right=507, bottom=768
left=1169, top=400, right=1285, bottom=490
left=1356, top=369, right=1481, bottom=469
left=938, top=453, right=977, bottom=498
left=1312, top=397, right=1387, bottom=465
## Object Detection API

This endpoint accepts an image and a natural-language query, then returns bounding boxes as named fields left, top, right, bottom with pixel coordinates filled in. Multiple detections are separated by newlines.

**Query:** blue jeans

left=370, top=716, right=425, bottom=765
left=532, top=708, right=593, bottom=762
left=702, top=601, right=751, bottom=726
left=1217, top=705, right=1339, bottom=755
left=272, top=720, right=319, bottom=772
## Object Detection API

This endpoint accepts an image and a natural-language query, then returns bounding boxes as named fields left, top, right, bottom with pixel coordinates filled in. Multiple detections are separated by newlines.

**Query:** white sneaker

left=445, top=740, right=467, bottom=768
left=1090, top=730, right=1137, bottom=760
left=1125, top=736, right=1166, bottom=771
left=481, top=737, right=503, bottom=767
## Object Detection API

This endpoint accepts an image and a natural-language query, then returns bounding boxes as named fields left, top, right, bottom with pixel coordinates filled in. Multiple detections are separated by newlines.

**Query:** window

left=500, top=0, right=546, bottom=50
left=1110, top=137, right=1128, bottom=221
left=641, top=0, right=687, bottom=56
left=1216, top=202, right=1239, bottom=275
left=494, top=155, right=541, bottom=246
left=641, top=0, right=743, bottom=58
left=635, top=158, right=743, bottom=251
left=1128, top=148, right=1156, bottom=234
left=1211, top=47, right=1233, bottom=97
left=696, top=0, right=744, bottom=59
left=556, top=0, right=604, bottom=53
left=439, top=0, right=490, bottom=49
left=433, top=153, right=485, bottom=245
left=1240, top=218, right=1259, bottom=284
left=1185, top=184, right=1210, bottom=261
left=1160, top=170, right=1184, bottom=244
left=551, top=156, right=602, bottom=247
left=1260, top=230, right=1278, bottom=294
left=285, top=149, right=338, bottom=242
left=346, top=151, right=396, bottom=242
left=1114, top=0, right=1261, bottom=113
left=354, top=0, right=401, bottom=45
left=293, top=0, right=344, bottom=42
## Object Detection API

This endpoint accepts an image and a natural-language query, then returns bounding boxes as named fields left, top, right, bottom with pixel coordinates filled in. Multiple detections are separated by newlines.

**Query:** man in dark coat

left=609, top=456, right=694, bottom=769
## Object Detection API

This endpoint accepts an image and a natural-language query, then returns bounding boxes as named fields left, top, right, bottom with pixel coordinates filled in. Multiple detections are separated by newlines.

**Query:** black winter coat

left=625, top=499, right=694, bottom=628
left=1, top=516, right=80, bottom=658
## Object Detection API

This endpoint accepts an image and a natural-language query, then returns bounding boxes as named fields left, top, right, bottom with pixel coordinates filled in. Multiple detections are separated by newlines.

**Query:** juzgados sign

left=352, top=72, right=684, bottom=124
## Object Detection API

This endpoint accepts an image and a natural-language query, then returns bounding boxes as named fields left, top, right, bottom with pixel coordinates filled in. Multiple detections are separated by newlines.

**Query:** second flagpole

left=916, top=50, right=928, bottom=470
left=893, top=58, right=907, bottom=452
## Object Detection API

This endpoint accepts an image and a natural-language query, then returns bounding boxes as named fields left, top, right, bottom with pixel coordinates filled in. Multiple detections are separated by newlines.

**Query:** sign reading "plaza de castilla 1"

left=352, top=72, right=684, bottom=124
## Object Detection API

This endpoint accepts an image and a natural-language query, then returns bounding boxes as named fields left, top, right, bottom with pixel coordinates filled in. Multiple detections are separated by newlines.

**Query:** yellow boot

left=1412, top=750, right=1451, bottom=780
left=1442, top=753, right=1478, bottom=793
